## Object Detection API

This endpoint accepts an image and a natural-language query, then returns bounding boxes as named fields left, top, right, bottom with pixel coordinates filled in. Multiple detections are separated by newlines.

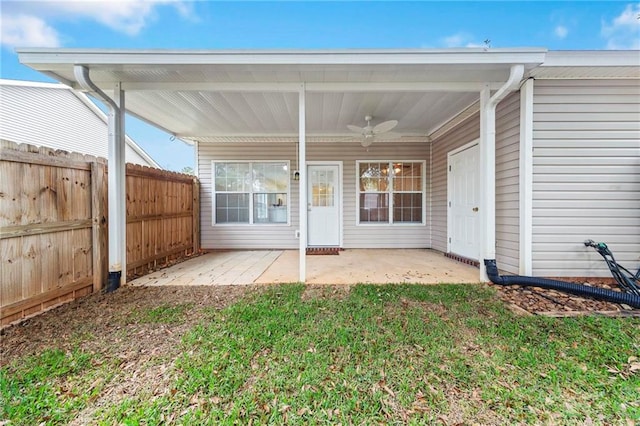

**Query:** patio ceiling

left=18, top=48, right=551, bottom=143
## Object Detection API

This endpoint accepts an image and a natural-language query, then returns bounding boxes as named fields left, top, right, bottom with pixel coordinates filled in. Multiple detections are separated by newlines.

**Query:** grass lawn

left=1, top=283, right=639, bottom=425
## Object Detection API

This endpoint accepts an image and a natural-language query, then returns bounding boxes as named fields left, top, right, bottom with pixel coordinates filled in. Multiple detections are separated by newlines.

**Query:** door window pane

left=311, top=170, right=335, bottom=207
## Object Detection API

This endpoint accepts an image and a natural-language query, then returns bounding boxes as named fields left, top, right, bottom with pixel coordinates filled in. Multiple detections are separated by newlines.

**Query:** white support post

left=519, top=78, right=534, bottom=275
left=479, top=85, right=495, bottom=281
left=298, top=84, right=307, bottom=283
left=112, top=83, right=127, bottom=286
left=74, top=65, right=127, bottom=291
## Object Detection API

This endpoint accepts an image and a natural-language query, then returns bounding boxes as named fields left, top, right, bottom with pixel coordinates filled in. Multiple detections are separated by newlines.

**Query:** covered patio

left=129, top=249, right=480, bottom=286
left=17, top=48, right=549, bottom=287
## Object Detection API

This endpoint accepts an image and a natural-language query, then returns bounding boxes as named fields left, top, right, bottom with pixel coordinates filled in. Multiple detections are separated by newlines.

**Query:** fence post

left=192, top=178, right=200, bottom=254
left=91, top=161, right=107, bottom=291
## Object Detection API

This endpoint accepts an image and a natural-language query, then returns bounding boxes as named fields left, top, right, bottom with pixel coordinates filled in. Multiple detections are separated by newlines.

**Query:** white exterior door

left=448, top=144, right=480, bottom=260
left=307, top=164, right=340, bottom=246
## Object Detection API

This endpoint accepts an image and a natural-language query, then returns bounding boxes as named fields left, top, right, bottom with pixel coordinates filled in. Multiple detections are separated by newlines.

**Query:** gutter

left=489, top=64, right=524, bottom=107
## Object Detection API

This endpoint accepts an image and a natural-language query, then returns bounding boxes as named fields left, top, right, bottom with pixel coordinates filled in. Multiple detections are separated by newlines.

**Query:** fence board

left=22, top=235, right=41, bottom=299
left=40, top=232, right=59, bottom=293
left=1, top=239, right=22, bottom=305
left=91, top=161, right=107, bottom=292
left=1, top=141, right=200, bottom=326
left=0, top=159, right=21, bottom=227
left=124, top=164, right=199, bottom=279
left=41, top=166, right=58, bottom=223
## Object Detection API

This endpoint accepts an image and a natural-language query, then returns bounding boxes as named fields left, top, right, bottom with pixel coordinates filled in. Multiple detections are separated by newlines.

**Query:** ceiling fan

left=347, top=115, right=398, bottom=147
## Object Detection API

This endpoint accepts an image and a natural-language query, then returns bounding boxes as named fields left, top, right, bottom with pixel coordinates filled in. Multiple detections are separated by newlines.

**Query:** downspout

left=74, top=65, right=125, bottom=292
left=479, top=64, right=524, bottom=281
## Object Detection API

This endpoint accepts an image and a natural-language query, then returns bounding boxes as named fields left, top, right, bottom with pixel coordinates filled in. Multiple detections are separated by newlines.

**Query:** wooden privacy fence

left=126, top=164, right=200, bottom=278
left=0, top=141, right=200, bottom=326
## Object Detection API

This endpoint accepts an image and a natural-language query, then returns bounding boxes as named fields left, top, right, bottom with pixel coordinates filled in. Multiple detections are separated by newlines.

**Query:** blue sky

left=1, top=1, right=639, bottom=171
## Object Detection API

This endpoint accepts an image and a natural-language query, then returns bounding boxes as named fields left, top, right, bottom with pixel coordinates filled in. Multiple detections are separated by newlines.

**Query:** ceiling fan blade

left=374, top=131, right=400, bottom=141
left=373, top=119, right=398, bottom=134
left=347, top=124, right=365, bottom=134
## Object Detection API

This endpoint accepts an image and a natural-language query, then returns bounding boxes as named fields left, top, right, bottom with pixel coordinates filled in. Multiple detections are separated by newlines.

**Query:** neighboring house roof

left=15, top=48, right=640, bottom=144
left=0, top=79, right=161, bottom=168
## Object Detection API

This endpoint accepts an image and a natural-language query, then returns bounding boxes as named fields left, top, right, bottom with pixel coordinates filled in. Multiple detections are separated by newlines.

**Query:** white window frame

left=212, top=160, right=291, bottom=226
left=356, top=160, right=427, bottom=226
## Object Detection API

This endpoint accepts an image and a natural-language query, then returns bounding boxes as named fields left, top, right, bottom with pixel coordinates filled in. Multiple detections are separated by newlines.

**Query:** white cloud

left=49, top=0, right=194, bottom=36
left=601, top=3, right=640, bottom=49
left=554, top=25, right=568, bottom=39
left=441, top=32, right=486, bottom=48
left=0, top=14, right=61, bottom=48
left=0, top=0, right=194, bottom=49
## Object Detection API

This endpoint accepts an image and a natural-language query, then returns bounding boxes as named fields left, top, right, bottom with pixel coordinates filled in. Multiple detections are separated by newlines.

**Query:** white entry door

left=448, top=144, right=480, bottom=260
left=307, top=164, right=340, bottom=246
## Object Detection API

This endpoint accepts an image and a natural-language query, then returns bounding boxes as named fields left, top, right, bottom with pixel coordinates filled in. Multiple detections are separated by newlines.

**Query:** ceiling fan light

left=361, top=136, right=374, bottom=147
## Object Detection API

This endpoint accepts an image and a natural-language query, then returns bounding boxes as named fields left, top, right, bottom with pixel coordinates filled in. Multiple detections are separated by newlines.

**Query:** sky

left=1, top=0, right=639, bottom=171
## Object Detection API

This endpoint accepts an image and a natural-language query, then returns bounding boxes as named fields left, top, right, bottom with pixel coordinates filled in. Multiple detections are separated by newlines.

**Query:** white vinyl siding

left=199, top=141, right=430, bottom=249
left=0, top=83, right=157, bottom=167
left=495, top=92, right=521, bottom=274
left=124, top=146, right=154, bottom=167
left=1, top=85, right=108, bottom=156
left=532, top=80, right=640, bottom=277
left=431, top=114, right=480, bottom=254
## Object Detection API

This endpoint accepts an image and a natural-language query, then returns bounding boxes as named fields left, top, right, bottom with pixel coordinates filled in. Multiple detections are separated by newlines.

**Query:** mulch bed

left=490, top=279, right=639, bottom=317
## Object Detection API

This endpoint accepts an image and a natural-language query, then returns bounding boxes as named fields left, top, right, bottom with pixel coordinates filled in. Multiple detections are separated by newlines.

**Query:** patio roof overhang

left=18, top=48, right=550, bottom=143
left=16, top=47, right=552, bottom=286
left=18, top=47, right=637, bottom=286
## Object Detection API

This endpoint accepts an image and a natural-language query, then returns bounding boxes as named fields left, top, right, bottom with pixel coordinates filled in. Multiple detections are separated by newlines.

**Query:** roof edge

left=0, top=78, right=69, bottom=89
left=17, top=47, right=548, bottom=66
left=541, top=50, right=640, bottom=67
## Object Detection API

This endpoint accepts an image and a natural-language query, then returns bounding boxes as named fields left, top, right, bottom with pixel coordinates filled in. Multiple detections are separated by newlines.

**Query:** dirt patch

left=2, top=284, right=258, bottom=422
left=399, top=297, right=448, bottom=316
left=1, top=285, right=253, bottom=366
left=301, top=284, right=352, bottom=301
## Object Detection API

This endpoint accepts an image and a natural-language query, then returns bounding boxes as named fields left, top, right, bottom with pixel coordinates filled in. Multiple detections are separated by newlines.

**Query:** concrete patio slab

left=129, top=249, right=480, bottom=286
left=256, top=249, right=480, bottom=284
left=129, top=250, right=283, bottom=286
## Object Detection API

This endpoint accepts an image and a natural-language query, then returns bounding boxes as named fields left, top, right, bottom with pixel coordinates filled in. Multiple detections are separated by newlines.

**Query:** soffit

left=18, top=48, right=549, bottom=142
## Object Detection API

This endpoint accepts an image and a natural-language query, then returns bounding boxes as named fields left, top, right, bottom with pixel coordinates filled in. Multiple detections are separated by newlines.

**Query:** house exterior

left=0, top=79, right=160, bottom=168
left=17, top=48, right=639, bottom=283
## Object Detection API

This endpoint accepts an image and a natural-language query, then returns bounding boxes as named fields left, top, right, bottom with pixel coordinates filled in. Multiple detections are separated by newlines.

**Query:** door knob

left=472, top=207, right=479, bottom=212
